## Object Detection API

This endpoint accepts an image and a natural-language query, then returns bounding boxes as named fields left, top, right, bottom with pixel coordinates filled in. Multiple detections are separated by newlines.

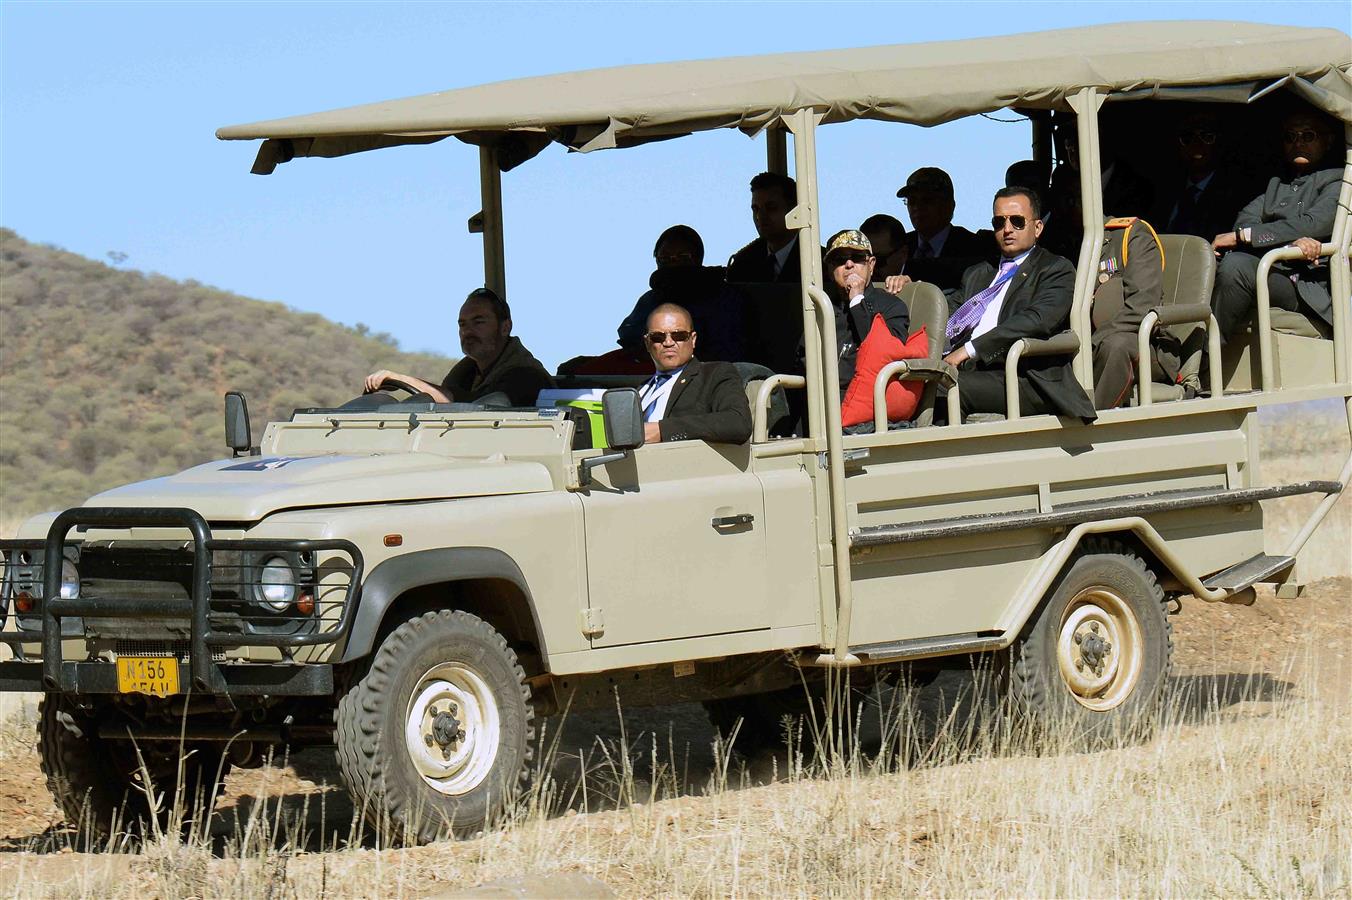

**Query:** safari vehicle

left=3, top=23, right=1349, bottom=843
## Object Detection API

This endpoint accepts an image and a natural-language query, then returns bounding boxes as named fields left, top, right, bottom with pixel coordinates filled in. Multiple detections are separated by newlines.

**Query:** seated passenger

left=943, top=187, right=1096, bottom=421
left=615, top=225, right=745, bottom=362
left=639, top=303, right=752, bottom=444
left=896, top=167, right=994, bottom=292
left=860, top=213, right=909, bottom=279
left=364, top=287, right=553, bottom=407
left=822, top=229, right=910, bottom=395
left=1090, top=215, right=1177, bottom=408
left=1210, top=110, right=1341, bottom=340
left=1004, top=159, right=1050, bottom=210
left=1151, top=110, right=1256, bottom=241
left=726, top=172, right=810, bottom=283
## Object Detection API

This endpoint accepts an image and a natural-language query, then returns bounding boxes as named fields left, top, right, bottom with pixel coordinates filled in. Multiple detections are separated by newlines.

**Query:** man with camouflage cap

left=822, top=229, right=911, bottom=394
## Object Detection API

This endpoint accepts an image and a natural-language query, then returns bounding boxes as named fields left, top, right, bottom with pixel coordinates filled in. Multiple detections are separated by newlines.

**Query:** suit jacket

left=1151, top=168, right=1259, bottom=242
left=832, top=286, right=911, bottom=391
left=905, top=225, right=995, bottom=292
left=1235, top=167, right=1340, bottom=324
left=656, top=358, right=753, bottom=444
left=726, top=235, right=804, bottom=284
left=956, top=246, right=1096, bottom=420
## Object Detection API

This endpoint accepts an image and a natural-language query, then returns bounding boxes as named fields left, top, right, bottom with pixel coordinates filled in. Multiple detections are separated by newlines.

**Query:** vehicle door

left=577, top=440, right=769, bottom=647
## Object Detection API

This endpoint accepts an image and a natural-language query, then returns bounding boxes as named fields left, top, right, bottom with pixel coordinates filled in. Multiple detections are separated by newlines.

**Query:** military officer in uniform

left=1089, top=216, right=1177, bottom=409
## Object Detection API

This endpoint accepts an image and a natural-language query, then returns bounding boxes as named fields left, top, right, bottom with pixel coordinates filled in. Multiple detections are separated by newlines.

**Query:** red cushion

left=840, top=317, right=929, bottom=427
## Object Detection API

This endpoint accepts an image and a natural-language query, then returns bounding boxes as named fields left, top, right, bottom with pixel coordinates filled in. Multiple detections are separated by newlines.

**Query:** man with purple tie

left=944, top=187, right=1096, bottom=421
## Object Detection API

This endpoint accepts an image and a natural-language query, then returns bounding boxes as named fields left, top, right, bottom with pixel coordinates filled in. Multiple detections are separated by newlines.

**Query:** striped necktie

left=642, top=371, right=672, bottom=421
left=946, top=258, right=1020, bottom=344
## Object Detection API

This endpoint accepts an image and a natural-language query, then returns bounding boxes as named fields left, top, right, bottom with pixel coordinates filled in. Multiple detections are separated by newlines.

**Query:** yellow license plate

left=116, top=656, right=181, bottom=697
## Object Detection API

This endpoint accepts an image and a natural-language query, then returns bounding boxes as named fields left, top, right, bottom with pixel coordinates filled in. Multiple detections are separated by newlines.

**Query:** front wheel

left=1006, top=540, right=1172, bottom=744
left=335, top=610, right=534, bottom=844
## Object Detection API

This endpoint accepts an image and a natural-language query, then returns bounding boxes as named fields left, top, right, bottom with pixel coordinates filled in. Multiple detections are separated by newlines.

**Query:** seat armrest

left=1013, top=330, right=1080, bottom=358
left=872, top=359, right=959, bottom=432
left=1150, top=302, right=1212, bottom=328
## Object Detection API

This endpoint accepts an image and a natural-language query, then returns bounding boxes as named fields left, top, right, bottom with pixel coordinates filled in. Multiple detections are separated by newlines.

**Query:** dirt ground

left=0, top=577, right=1347, bottom=877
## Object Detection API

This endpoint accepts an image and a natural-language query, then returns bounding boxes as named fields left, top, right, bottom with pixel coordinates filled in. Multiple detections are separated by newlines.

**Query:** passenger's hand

left=1291, top=236, right=1322, bottom=263
left=364, top=370, right=401, bottom=393
left=943, top=346, right=970, bottom=367
left=1211, top=232, right=1238, bottom=254
left=883, top=275, right=913, bottom=295
left=643, top=422, right=662, bottom=444
left=842, top=270, right=867, bottom=297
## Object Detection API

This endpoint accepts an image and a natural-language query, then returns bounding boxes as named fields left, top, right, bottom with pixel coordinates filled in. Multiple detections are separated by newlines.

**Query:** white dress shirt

left=771, top=235, right=798, bottom=276
left=963, top=248, right=1032, bottom=360
left=641, top=365, right=685, bottom=422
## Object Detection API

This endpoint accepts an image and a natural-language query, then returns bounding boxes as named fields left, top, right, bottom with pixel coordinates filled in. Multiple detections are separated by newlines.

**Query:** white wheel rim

left=1056, top=587, right=1144, bottom=711
left=404, top=663, right=501, bottom=796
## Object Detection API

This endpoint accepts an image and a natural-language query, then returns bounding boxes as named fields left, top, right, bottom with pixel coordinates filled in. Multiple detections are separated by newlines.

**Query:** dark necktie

left=916, top=239, right=934, bottom=260
left=642, top=371, right=672, bottom=421
left=1171, top=183, right=1204, bottom=235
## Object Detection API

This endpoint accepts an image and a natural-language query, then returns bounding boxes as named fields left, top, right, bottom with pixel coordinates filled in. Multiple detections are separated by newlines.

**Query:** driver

left=364, top=287, right=554, bottom=406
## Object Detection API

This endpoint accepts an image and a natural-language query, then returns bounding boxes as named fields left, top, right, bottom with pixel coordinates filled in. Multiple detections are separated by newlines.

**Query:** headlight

left=60, top=558, right=80, bottom=600
left=255, top=556, right=297, bottom=611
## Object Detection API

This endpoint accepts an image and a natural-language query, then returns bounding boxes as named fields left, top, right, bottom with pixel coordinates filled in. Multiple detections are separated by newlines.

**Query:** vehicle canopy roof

left=217, top=21, right=1351, bottom=175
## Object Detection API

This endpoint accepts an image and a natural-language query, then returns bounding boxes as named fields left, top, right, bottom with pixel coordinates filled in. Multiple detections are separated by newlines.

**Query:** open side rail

left=0, top=507, right=363, bottom=695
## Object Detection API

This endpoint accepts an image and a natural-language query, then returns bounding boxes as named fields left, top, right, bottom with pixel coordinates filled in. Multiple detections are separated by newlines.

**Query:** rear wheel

left=1007, top=540, right=1172, bottom=744
left=335, top=610, right=534, bottom=844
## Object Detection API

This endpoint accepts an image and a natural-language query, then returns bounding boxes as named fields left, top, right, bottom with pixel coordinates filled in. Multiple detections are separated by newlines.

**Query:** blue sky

left=2, top=2, right=1348, bottom=371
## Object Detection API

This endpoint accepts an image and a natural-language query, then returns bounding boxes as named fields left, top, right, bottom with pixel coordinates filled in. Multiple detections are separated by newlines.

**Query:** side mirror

left=224, top=391, right=252, bottom=457
left=601, top=388, right=644, bottom=451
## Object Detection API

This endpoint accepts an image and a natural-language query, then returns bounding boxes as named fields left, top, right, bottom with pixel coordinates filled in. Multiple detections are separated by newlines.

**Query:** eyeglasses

left=655, top=251, right=697, bottom=267
left=830, top=251, right=873, bottom=265
left=1283, top=129, right=1322, bottom=145
left=991, top=215, right=1031, bottom=231
left=646, top=330, right=693, bottom=344
left=1178, top=130, right=1217, bottom=146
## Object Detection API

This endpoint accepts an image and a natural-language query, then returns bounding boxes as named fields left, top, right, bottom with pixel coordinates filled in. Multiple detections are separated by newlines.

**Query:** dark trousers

left=1212, top=251, right=1301, bottom=340
left=1092, top=332, right=1177, bottom=409
left=946, top=369, right=1056, bottom=419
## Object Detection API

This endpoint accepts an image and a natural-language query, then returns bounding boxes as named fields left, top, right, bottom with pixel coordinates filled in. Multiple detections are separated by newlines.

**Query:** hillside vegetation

left=0, top=229, right=452, bottom=521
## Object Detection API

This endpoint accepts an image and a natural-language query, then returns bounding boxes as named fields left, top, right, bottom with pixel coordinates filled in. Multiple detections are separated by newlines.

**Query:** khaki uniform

left=1090, top=217, right=1179, bottom=409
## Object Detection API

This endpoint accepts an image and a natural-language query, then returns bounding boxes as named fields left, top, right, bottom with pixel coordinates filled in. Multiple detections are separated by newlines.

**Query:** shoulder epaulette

left=1103, top=217, right=1165, bottom=270
left=1104, top=217, right=1138, bottom=229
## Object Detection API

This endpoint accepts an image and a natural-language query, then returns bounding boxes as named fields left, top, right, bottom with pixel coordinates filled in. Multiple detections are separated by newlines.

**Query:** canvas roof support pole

left=1030, top=110, right=1053, bottom=172
left=479, top=143, right=507, bottom=299
left=766, top=126, right=788, bottom=176
left=1067, top=88, right=1105, bottom=392
left=783, top=107, right=855, bottom=663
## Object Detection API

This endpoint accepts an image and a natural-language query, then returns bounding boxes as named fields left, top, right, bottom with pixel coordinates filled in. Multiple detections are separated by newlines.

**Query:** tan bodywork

left=8, top=23, right=1351, bottom=686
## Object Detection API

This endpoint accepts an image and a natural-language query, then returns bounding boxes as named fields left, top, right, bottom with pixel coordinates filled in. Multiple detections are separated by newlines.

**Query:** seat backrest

left=734, top=282, right=805, bottom=375
left=881, top=281, right=949, bottom=426
left=1158, top=233, right=1216, bottom=388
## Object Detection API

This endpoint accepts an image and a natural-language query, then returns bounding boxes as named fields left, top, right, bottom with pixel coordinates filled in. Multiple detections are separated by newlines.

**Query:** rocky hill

left=0, top=229, right=452, bottom=522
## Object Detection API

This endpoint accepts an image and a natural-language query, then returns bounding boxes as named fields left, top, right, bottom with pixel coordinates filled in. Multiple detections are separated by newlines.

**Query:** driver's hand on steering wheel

left=364, top=369, right=404, bottom=393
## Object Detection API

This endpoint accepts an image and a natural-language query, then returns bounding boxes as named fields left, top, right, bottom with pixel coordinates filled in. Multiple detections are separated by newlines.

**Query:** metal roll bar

left=1135, top=303, right=1222, bottom=407
left=751, top=374, right=805, bottom=443
left=872, top=359, right=960, bottom=431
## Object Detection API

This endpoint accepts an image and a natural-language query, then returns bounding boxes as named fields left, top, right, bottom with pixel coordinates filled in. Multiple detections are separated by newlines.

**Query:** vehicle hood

left=85, top=453, right=554, bottom=521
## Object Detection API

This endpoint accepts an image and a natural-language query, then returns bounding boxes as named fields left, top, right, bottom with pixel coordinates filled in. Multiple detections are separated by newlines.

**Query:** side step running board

left=1202, top=553, right=1295, bottom=593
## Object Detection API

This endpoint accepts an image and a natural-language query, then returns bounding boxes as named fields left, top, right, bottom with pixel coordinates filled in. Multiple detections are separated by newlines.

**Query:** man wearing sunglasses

left=1151, top=110, right=1255, bottom=242
left=1210, top=110, right=1342, bottom=341
left=944, top=187, right=1095, bottom=422
left=821, top=229, right=911, bottom=394
left=639, top=303, right=752, bottom=445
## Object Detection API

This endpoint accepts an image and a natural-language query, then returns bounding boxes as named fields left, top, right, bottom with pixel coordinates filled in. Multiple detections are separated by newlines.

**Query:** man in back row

left=897, top=166, right=993, bottom=292
left=364, top=287, right=554, bottom=407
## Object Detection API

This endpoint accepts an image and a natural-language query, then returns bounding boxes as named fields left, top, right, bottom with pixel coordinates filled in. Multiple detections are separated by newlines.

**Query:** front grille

left=114, top=639, right=226, bottom=662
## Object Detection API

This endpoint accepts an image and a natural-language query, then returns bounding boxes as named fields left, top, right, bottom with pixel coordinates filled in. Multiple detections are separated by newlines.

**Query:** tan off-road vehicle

left=3, top=22, right=1349, bottom=843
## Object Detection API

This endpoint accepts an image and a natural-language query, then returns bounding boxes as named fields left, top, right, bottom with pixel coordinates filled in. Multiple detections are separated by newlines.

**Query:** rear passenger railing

left=1135, top=305, right=1223, bottom=408
left=2, top=507, right=362, bottom=694
left=872, top=359, right=960, bottom=431
left=752, top=374, right=805, bottom=443
left=1255, top=241, right=1347, bottom=391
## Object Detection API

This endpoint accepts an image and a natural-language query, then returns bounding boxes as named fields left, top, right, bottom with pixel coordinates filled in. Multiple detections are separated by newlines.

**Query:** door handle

left=711, top=513, right=754, bottom=528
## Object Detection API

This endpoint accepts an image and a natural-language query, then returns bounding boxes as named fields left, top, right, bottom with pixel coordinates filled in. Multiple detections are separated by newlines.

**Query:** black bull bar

left=0, top=507, right=362, bottom=695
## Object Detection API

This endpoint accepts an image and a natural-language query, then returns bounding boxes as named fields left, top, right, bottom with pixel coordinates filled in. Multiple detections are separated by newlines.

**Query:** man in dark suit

left=821, top=229, right=911, bottom=395
left=944, top=187, right=1096, bottom=421
left=1210, top=110, right=1342, bottom=340
left=896, top=167, right=993, bottom=292
left=1151, top=111, right=1255, bottom=242
left=640, top=303, right=752, bottom=444
left=725, top=172, right=806, bottom=284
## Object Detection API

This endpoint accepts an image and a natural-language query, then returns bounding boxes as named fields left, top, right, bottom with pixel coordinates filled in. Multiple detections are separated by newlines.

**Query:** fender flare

left=340, top=547, right=546, bottom=665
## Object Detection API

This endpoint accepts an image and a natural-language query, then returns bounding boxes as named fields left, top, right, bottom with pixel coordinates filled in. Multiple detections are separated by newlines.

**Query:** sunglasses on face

left=991, top=215, right=1031, bottom=231
left=655, top=251, right=697, bottom=267
left=646, top=330, right=693, bottom=344
left=1178, top=130, right=1217, bottom=146
left=831, top=251, right=872, bottom=266
left=1283, top=129, right=1322, bottom=145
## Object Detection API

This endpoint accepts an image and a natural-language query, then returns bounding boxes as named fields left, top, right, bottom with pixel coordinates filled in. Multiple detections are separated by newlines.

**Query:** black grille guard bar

left=1, top=507, right=363, bottom=694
